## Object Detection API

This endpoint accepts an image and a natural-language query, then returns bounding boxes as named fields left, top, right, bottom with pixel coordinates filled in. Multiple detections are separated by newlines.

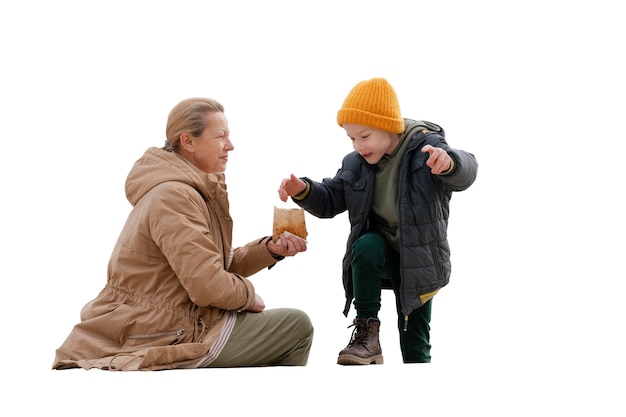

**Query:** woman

left=53, top=98, right=313, bottom=370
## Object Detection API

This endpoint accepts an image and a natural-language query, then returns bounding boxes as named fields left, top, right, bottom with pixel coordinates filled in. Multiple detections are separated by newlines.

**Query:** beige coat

left=53, top=147, right=279, bottom=370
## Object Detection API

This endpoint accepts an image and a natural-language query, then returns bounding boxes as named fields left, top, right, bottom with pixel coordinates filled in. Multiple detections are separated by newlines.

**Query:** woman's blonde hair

left=164, top=98, right=224, bottom=151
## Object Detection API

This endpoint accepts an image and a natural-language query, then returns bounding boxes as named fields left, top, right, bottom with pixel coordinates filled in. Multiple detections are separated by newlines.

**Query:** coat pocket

left=126, top=328, right=188, bottom=348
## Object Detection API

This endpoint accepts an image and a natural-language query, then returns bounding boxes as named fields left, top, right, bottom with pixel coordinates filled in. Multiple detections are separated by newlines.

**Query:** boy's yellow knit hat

left=337, top=78, right=405, bottom=133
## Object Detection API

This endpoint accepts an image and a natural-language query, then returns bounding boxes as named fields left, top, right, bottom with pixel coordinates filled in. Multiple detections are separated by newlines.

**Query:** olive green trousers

left=207, top=308, right=313, bottom=367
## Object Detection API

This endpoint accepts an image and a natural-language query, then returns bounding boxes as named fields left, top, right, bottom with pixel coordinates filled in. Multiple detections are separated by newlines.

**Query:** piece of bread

left=272, top=207, right=308, bottom=243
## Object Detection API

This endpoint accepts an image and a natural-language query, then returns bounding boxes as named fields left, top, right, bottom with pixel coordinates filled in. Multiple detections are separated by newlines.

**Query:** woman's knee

left=287, top=308, right=314, bottom=338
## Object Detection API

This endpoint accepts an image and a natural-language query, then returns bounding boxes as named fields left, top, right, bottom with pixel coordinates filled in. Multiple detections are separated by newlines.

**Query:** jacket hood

left=404, top=118, right=444, bottom=138
left=125, top=147, right=225, bottom=206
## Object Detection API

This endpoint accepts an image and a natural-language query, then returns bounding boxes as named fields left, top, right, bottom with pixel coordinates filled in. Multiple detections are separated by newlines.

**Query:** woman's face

left=343, top=123, right=400, bottom=164
left=189, top=111, right=234, bottom=173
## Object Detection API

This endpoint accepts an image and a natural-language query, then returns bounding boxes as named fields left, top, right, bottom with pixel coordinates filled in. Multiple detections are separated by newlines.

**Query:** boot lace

left=345, top=319, right=374, bottom=349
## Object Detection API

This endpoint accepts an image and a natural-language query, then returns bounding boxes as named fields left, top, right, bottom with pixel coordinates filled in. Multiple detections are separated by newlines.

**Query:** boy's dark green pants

left=351, top=231, right=432, bottom=363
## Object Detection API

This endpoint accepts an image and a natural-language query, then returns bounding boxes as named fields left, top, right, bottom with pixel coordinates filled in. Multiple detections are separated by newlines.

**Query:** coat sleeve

left=291, top=153, right=357, bottom=218
left=426, top=133, right=478, bottom=192
left=149, top=183, right=256, bottom=311
left=228, top=236, right=281, bottom=277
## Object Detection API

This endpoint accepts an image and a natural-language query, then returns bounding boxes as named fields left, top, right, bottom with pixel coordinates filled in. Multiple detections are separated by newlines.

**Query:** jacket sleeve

left=426, top=133, right=478, bottom=192
left=291, top=153, right=358, bottom=218
left=442, top=148, right=478, bottom=191
left=149, top=183, right=256, bottom=311
left=228, top=236, right=281, bottom=276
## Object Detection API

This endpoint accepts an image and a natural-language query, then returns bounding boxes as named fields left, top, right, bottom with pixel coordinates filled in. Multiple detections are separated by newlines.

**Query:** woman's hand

left=267, top=232, right=308, bottom=258
left=247, top=293, right=265, bottom=313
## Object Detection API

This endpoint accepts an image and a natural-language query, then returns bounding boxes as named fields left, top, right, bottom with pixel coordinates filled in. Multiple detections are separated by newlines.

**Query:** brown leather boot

left=337, top=317, right=383, bottom=365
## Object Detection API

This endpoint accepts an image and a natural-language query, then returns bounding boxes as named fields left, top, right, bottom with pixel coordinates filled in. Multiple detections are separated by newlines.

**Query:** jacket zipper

left=128, top=329, right=187, bottom=345
left=398, top=153, right=409, bottom=332
left=397, top=134, right=429, bottom=332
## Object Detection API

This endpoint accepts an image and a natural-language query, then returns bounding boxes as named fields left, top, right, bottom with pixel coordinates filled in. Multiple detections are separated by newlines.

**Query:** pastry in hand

left=272, top=207, right=308, bottom=243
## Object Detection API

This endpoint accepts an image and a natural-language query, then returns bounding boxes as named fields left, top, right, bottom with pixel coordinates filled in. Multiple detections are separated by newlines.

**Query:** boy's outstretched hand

left=421, top=145, right=452, bottom=175
left=278, top=174, right=307, bottom=202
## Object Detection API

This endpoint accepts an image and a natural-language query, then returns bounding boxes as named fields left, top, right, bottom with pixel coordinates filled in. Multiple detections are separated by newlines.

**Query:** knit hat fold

left=337, top=78, right=405, bottom=133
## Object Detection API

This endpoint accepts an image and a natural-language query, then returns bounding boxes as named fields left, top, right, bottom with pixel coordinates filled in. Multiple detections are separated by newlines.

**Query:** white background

left=1, top=0, right=624, bottom=415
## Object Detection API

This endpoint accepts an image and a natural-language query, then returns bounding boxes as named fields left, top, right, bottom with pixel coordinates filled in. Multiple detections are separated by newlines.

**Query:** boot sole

left=337, top=354, right=384, bottom=365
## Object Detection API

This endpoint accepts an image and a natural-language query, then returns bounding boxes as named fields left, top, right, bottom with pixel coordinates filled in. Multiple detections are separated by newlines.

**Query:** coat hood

left=403, top=118, right=444, bottom=139
left=125, top=147, right=226, bottom=207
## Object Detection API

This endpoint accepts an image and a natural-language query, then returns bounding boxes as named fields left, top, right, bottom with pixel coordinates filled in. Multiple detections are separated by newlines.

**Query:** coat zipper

left=128, top=329, right=187, bottom=345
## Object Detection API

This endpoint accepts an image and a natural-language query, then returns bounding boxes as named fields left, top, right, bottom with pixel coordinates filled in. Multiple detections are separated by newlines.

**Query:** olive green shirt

left=371, top=132, right=412, bottom=252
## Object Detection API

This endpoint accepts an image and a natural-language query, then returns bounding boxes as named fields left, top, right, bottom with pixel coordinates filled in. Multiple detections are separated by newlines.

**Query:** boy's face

left=343, top=123, right=401, bottom=165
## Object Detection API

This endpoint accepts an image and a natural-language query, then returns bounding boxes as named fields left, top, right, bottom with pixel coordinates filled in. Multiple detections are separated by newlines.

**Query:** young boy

left=278, top=78, right=478, bottom=364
